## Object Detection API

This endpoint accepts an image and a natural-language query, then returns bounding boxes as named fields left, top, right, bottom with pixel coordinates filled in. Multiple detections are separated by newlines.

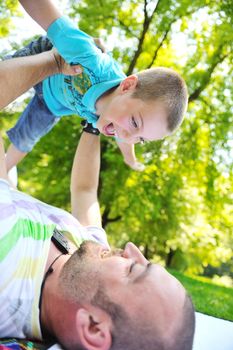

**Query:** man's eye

left=129, top=262, right=136, bottom=274
left=131, top=117, right=138, bottom=128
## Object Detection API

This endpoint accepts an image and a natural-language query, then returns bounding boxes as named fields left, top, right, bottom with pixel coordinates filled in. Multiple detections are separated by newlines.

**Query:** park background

left=0, top=0, right=232, bottom=319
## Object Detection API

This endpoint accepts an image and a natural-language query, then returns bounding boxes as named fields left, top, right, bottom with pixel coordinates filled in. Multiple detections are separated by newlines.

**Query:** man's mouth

left=103, top=123, right=116, bottom=137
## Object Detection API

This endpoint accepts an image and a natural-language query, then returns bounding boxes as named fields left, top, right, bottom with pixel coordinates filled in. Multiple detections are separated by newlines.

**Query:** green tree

left=2, top=0, right=232, bottom=275
left=0, top=0, right=19, bottom=37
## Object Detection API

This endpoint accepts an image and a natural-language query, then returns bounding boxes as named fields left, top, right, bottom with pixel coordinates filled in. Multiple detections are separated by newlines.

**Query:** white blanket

left=47, top=312, right=233, bottom=350
left=193, top=312, right=233, bottom=350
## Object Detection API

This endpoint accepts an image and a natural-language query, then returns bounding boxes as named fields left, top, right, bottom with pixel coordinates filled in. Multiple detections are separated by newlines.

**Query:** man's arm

left=0, top=135, right=8, bottom=181
left=0, top=49, right=81, bottom=110
left=0, top=51, right=57, bottom=110
left=19, top=0, right=62, bottom=31
left=71, top=132, right=102, bottom=227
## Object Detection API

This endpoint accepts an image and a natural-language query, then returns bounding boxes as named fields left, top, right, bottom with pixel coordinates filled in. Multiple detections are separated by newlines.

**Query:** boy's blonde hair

left=133, top=67, right=188, bottom=132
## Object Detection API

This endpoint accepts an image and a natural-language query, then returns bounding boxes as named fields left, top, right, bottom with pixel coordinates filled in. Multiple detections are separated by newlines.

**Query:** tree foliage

left=1, top=0, right=233, bottom=275
left=0, top=0, right=19, bottom=37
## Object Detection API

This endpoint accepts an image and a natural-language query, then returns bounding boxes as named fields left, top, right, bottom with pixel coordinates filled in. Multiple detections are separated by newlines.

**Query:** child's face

left=96, top=92, right=170, bottom=144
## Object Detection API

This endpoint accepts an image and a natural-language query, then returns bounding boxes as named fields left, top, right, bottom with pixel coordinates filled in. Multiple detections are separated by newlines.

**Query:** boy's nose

left=122, top=242, right=148, bottom=265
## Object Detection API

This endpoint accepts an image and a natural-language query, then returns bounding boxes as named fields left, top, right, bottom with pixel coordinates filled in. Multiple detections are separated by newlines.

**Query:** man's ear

left=120, top=75, right=138, bottom=93
left=76, top=307, right=112, bottom=350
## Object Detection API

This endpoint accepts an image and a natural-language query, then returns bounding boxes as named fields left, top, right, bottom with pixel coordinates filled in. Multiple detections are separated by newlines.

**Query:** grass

left=170, top=269, right=233, bottom=321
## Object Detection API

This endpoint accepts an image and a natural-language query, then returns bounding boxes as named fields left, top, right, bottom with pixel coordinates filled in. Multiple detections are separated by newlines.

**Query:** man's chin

left=76, top=240, right=92, bottom=259
left=76, top=240, right=102, bottom=259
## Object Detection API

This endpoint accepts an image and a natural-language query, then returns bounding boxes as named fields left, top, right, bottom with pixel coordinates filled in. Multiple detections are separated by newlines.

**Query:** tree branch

left=102, top=206, right=122, bottom=229
left=189, top=49, right=229, bottom=102
left=146, top=4, right=209, bottom=69
left=146, top=23, right=173, bottom=69
left=126, top=0, right=162, bottom=75
left=118, top=19, right=135, bottom=37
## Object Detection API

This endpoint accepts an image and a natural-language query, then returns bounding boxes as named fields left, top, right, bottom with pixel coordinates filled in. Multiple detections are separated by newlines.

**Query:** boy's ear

left=120, top=75, right=138, bottom=93
left=76, top=307, right=112, bottom=350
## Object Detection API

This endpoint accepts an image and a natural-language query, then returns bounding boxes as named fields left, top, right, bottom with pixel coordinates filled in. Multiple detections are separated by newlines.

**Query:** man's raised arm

left=0, top=136, right=8, bottom=181
left=0, top=51, right=57, bottom=110
left=0, top=50, right=82, bottom=110
left=19, top=0, right=62, bottom=31
left=0, top=48, right=62, bottom=178
left=71, top=132, right=102, bottom=227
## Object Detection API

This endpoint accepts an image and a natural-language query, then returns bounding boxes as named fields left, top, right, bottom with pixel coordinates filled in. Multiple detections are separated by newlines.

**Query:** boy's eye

left=131, top=116, right=138, bottom=128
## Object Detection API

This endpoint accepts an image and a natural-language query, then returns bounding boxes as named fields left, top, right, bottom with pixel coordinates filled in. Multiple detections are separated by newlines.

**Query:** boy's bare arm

left=19, top=0, right=62, bottom=31
left=116, top=141, right=145, bottom=171
left=71, top=132, right=102, bottom=227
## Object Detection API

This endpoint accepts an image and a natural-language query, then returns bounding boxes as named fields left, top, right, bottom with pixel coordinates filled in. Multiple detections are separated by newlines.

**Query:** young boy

left=6, top=0, right=188, bottom=172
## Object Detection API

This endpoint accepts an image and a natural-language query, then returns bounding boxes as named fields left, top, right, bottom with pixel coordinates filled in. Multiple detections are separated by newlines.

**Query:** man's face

left=71, top=241, right=186, bottom=337
left=96, top=90, right=170, bottom=144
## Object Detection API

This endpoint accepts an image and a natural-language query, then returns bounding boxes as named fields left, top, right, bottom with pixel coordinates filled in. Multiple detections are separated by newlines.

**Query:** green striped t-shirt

left=0, top=179, right=109, bottom=340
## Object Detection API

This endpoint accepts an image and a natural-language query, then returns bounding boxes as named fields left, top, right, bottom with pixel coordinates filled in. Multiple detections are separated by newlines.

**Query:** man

left=0, top=51, right=195, bottom=349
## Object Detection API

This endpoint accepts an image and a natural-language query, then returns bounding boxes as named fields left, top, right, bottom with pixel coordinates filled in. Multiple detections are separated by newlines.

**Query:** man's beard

left=75, top=240, right=123, bottom=260
left=59, top=240, right=122, bottom=304
left=75, top=240, right=92, bottom=258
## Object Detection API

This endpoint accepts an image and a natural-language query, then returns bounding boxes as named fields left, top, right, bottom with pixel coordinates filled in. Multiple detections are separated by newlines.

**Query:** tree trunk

left=166, top=249, right=175, bottom=267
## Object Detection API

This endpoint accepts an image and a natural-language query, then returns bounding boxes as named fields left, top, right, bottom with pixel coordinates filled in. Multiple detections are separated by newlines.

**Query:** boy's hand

left=51, top=48, right=83, bottom=75
left=124, top=158, right=146, bottom=172
left=116, top=142, right=145, bottom=172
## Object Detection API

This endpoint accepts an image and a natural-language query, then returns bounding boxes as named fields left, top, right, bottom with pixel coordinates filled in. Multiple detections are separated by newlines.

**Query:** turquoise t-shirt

left=43, top=16, right=126, bottom=125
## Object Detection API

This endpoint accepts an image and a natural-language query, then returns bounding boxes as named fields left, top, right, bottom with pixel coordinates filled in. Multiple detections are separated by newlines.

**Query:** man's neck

left=40, top=254, right=71, bottom=339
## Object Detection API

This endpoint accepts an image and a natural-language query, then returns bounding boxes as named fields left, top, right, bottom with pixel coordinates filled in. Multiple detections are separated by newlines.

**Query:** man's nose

left=122, top=242, right=148, bottom=265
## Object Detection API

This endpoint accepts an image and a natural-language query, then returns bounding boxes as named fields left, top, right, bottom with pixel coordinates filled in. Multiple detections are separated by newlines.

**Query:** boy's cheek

left=95, top=116, right=104, bottom=129
left=95, top=116, right=110, bottom=134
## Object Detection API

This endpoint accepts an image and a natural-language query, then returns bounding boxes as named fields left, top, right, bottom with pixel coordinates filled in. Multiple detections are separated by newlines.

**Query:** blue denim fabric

left=7, top=83, right=60, bottom=152
left=4, top=36, right=52, bottom=59
left=5, top=37, right=59, bottom=153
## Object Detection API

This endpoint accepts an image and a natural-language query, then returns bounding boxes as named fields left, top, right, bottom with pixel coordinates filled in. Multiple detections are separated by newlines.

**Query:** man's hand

left=0, top=50, right=76, bottom=110
left=51, top=36, right=106, bottom=75
left=93, top=38, right=107, bottom=53
left=51, top=48, right=83, bottom=75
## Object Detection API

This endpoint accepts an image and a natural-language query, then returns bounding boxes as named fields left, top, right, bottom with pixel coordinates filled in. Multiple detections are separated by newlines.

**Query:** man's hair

left=132, top=67, right=188, bottom=132
left=90, top=289, right=195, bottom=350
